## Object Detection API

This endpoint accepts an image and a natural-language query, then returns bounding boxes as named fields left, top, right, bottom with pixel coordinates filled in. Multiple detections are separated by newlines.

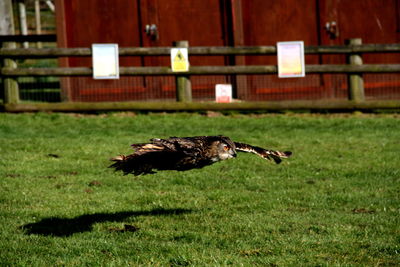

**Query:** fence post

left=1, top=0, right=19, bottom=104
left=3, top=57, right=20, bottom=104
left=348, top=38, right=365, bottom=102
left=174, top=40, right=192, bottom=102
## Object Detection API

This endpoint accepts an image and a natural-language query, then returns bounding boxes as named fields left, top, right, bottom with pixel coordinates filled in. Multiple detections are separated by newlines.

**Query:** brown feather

left=233, top=142, right=292, bottom=164
left=109, top=136, right=291, bottom=175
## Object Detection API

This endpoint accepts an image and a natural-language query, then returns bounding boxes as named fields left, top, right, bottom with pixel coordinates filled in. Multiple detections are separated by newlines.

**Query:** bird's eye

left=223, top=145, right=230, bottom=151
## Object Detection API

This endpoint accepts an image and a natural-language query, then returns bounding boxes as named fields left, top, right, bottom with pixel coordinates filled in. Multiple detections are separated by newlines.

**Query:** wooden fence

left=1, top=38, right=400, bottom=112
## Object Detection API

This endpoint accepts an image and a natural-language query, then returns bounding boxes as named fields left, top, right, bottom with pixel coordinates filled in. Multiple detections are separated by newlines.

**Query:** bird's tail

left=109, top=155, right=130, bottom=174
left=109, top=154, right=155, bottom=176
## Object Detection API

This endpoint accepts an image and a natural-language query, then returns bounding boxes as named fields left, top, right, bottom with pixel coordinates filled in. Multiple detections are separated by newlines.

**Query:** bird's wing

left=233, top=142, right=292, bottom=164
left=111, top=137, right=206, bottom=175
left=131, top=142, right=164, bottom=152
left=130, top=137, right=187, bottom=154
left=150, top=137, right=205, bottom=156
left=112, top=140, right=180, bottom=175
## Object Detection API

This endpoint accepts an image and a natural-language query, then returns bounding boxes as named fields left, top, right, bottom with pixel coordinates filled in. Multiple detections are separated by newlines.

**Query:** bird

left=109, top=135, right=292, bottom=176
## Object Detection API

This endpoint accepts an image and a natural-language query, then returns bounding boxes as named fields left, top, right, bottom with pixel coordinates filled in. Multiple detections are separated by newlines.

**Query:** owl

left=109, top=135, right=292, bottom=176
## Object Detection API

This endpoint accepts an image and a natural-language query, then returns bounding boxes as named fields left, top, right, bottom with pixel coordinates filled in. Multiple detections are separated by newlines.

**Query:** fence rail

left=4, top=100, right=400, bottom=113
left=1, top=43, right=400, bottom=57
left=1, top=39, right=400, bottom=112
left=2, top=64, right=400, bottom=77
left=0, top=34, right=56, bottom=44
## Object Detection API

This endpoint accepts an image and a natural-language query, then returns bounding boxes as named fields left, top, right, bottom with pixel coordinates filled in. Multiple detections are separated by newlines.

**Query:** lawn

left=0, top=112, right=399, bottom=266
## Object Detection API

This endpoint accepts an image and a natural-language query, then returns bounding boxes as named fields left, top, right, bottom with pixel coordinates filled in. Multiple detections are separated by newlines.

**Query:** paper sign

left=215, top=84, right=232, bottom=103
left=170, top=48, right=189, bottom=72
left=92, top=44, right=119, bottom=79
left=277, top=41, right=305, bottom=78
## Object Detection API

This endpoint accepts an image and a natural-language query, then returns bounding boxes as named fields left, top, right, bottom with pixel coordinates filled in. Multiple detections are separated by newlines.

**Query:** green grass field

left=0, top=112, right=399, bottom=266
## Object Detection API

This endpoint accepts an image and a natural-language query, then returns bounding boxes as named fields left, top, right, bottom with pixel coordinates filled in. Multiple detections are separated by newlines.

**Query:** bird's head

left=215, top=138, right=237, bottom=161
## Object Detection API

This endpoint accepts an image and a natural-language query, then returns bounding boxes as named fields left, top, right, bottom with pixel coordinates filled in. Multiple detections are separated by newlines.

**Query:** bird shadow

left=20, top=207, right=192, bottom=237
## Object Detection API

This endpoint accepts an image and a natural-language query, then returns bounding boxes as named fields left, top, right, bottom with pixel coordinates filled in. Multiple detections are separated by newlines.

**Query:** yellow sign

left=171, top=48, right=189, bottom=72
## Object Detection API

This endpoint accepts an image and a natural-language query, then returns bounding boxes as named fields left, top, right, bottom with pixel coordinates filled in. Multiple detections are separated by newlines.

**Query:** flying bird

left=109, top=135, right=292, bottom=176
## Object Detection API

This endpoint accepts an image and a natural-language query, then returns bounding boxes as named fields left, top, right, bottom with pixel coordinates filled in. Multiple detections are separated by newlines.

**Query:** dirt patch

left=352, top=208, right=376, bottom=214
left=88, top=180, right=102, bottom=187
left=108, top=224, right=140, bottom=233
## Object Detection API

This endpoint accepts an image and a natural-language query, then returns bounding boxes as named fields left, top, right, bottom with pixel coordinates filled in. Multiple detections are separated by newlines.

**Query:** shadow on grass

left=20, top=207, right=192, bottom=237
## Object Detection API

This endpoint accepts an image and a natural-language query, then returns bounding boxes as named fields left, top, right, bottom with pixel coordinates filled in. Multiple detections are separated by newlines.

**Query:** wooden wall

left=55, top=0, right=400, bottom=102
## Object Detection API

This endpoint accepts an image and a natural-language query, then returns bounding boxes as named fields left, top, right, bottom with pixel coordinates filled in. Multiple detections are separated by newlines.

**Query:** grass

left=0, top=112, right=399, bottom=266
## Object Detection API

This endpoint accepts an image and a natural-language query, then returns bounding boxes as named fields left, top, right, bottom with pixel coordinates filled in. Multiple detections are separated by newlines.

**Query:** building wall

left=55, top=0, right=400, bottom=102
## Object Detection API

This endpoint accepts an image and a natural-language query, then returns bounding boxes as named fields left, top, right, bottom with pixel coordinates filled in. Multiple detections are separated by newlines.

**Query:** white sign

left=170, top=48, right=189, bottom=72
left=92, top=44, right=119, bottom=79
left=277, top=41, right=305, bottom=78
left=215, top=84, right=232, bottom=103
